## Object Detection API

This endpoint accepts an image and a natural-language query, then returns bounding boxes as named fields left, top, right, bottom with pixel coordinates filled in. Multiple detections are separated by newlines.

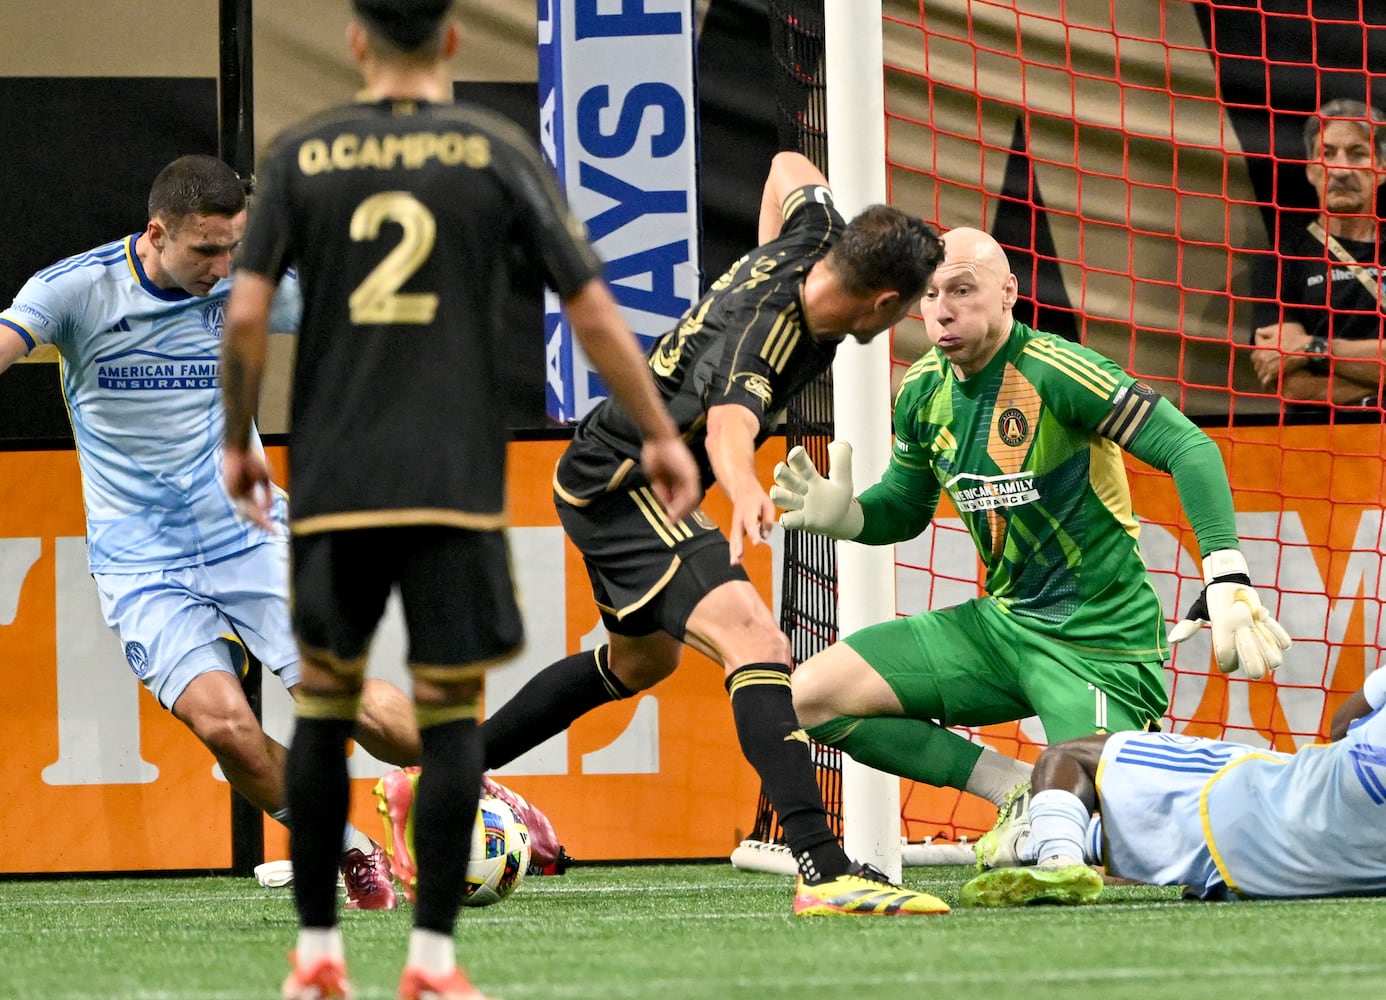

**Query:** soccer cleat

left=375, top=767, right=422, bottom=904
left=282, top=953, right=352, bottom=999
left=482, top=776, right=567, bottom=875
left=957, top=858, right=1104, bottom=908
left=342, top=840, right=399, bottom=911
left=398, top=965, right=494, bottom=1000
left=793, top=862, right=950, bottom=916
left=974, top=780, right=1032, bottom=871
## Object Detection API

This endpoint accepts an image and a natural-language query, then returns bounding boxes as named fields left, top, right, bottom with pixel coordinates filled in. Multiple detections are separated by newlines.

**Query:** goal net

left=740, top=0, right=1385, bottom=868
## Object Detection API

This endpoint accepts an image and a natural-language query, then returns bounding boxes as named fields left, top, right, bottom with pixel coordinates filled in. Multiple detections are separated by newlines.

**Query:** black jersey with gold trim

left=237, top=98, right=603, bottom=532
left=557, top=184, right=845, bottom=502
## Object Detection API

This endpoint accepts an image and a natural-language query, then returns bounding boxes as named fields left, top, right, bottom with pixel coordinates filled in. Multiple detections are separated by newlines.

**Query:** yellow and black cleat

left=793, top=863, right=950, bottom=916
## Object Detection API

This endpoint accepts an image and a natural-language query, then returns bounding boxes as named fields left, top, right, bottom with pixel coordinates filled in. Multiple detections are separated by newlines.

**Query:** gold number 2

left=348, top=191, right=439, bottom=325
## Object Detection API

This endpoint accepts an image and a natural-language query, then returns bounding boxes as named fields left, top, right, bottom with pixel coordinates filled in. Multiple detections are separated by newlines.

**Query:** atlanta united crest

left=997, top=407, right=1029, bottom=447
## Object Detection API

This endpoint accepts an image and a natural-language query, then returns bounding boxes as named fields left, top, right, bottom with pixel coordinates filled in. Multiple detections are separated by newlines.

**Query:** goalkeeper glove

left=768, top=440, right=864, bottom=540
left=1167, top=549, right=1291, bottom=680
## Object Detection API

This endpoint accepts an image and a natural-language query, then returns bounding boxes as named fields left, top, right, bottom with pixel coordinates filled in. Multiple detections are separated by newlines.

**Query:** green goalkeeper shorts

left=842, top=596, right=1167, bottom=741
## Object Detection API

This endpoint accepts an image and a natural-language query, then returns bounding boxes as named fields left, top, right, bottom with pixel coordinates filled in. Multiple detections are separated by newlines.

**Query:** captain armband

left=1095, top=382, right=1161, bottom=448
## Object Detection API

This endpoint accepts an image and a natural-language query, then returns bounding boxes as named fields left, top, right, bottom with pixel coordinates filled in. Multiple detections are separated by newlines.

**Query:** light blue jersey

left=1202, top=667, right=1386, bottom=899
left=1096, top=668, right=1386, bottom=899
left=0, top=233, right=298, bottom=573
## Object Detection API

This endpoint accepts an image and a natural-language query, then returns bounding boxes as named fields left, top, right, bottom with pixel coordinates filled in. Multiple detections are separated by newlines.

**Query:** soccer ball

left=374, top=769, right=533, bottom=908
left=462, top=794, right=531, bottom=907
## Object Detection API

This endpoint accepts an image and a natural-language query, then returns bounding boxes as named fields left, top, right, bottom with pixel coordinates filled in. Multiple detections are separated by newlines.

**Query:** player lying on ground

left=769, top=227, right=1290, bottom=856
left=959, top=667, right=1386, bottom=906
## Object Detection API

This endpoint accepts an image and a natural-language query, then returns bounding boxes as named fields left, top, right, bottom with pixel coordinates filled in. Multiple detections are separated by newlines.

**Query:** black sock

left=413, top=718, right=485, bottom=935
left=481, top=645, right=630, bottom=770
left=725, top=663, right=850, bottom=882
left=287, top=716, right=354, bottom=928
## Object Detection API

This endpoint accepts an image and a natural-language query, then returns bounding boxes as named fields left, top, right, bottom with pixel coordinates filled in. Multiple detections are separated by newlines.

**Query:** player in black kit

left=479, top=150, right=950, bottom=916
left=219, top=2, right=698, bottom=997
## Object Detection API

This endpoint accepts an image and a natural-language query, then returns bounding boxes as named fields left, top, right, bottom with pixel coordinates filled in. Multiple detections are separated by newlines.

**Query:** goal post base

left=730, top=837, right=979, bottom=875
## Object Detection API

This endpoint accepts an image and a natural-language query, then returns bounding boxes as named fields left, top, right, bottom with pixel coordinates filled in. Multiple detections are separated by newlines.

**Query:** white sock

left=964, top=748, right=1034, bottom=806
left=1085, top=814, right=1103, bottom=865
left=342, top=822, right=374, bottom=855
left=1028, top=789, right=1089, bottom=865
left=407, top=928, right=456, bottom=975
left=296, top=926, right=344, bottom=964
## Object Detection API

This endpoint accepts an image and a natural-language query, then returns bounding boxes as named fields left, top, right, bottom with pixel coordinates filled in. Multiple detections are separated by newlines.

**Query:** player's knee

left=790, top=662, right=834, bottom=728
left=190, top=706, right=266, bottom=765
left=722, top=618, right=790, bottom=668
left=356, top=679, right=422, bottom=765
left=407, top=662, right=485, bottom=709
left=609, top=644, right=679, bottom=692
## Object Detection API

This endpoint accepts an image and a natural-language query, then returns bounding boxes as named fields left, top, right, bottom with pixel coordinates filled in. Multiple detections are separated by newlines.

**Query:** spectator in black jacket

left=1250, top=98, right=1385, bottom=410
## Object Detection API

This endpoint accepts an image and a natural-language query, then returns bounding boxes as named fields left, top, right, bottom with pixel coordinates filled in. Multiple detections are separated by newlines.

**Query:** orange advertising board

left=3, top=424, right=1383, bottom=871
left=0, top=440, right=780, bottom=873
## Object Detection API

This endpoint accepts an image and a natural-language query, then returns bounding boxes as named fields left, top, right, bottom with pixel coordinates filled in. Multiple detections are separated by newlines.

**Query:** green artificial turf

left=0, top=864, right=1382, bottom=999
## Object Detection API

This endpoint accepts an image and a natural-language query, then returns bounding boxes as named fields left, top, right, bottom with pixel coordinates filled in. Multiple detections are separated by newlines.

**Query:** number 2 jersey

left=237, top=98, right=604, bottom=533
left=871, top=321, right=1240, bottom=661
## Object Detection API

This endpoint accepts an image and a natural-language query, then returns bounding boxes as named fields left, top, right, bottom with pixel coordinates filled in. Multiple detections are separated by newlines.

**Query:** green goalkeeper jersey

left=858, top=320, right=1238, bottom=661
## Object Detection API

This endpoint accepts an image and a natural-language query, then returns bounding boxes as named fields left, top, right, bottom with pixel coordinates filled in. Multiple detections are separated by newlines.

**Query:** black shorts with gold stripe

left=291, top=525, right=524, bottom=673
left=554, top=485, right=748, bottom=641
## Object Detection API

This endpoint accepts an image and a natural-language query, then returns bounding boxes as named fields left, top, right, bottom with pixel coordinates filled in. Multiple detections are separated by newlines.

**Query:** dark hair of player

left=353, top=0, right=453, bottom=57
left=146, top=155, right=247, bottom=227
left=826, top=205, right=944, bottom=299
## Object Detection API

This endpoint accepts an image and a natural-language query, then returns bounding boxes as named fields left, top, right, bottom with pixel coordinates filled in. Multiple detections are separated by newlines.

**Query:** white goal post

left=729, top=5, right=975, bottom=878
left=823, top=0, right=902, bottom=882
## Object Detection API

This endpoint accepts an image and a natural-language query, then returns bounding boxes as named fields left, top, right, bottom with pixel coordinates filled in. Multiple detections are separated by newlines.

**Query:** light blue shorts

left=1095, top=731, right=1255, bottom=898
left=94, top=540, right=300, bottom=710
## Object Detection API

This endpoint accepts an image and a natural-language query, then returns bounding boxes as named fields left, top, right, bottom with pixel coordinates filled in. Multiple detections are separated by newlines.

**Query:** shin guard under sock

left=413, top=718, right=485, bottom=935
left=286, top=716, right=355, bottom=928
left=726, top=663, right=849, bottom=881
left=481, top=645, right=629, bottom=770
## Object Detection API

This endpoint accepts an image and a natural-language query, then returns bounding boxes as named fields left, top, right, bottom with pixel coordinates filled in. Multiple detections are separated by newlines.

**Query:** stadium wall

left=0, top=441, right=779, bottom=873
left=4, top=426, right=1381, bottom=871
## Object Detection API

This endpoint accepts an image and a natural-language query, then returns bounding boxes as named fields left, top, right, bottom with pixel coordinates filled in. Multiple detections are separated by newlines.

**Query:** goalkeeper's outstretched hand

left=768, top=440, right=864, bottom=540
left=1167, top=549, right=1291, bottom=680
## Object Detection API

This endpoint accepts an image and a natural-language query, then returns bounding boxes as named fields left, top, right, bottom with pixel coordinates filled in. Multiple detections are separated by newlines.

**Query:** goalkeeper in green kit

left=770, top=227, right=1292, bottom=868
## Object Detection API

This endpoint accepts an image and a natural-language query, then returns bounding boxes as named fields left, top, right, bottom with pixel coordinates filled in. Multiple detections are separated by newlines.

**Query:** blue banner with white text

left=539, top=0, right=701, bottom=422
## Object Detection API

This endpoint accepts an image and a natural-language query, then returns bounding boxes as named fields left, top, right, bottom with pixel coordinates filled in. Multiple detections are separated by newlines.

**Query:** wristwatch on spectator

left=1305, top=335, right=1330, bottom=375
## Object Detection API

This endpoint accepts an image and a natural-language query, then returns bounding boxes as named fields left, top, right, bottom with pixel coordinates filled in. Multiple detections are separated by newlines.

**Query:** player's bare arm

left=705, top=402, right=775, bottom=566
left=0, top=325, right=31, bottom=376
left=220, top=270, right=275, bottom=530
left=757, top=151, right=829, bottom=244
left=1330, top=686, right=1374, bottom=741
left=564, top=279, right=700, bottom=520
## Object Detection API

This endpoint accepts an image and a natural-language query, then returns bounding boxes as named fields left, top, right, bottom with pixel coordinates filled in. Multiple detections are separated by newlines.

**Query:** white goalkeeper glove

left=768, top=440, right=865, bottom=540
left=1167, top=549, right=1291, bottom=680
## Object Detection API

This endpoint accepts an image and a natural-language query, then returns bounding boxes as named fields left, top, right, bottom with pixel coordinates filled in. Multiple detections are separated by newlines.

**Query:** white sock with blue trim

left=1028, top=789, right=1089, bottom=865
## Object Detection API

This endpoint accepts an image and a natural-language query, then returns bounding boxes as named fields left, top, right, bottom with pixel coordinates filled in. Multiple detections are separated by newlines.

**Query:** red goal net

left=748, top=2, right=1385, bottom=858
left=882, top=0, right=1385, bottom=843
